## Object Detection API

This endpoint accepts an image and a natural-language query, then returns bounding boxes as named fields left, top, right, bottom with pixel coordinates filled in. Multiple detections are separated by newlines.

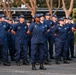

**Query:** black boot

left=23, top=61, right=29, bottom=65
left=63, top=59, right=70, bottom=64
left=67, top=57, right=72, bottom=61
left=32, top=64, right=37, bottom=70
left=16, top=62, right=20, bottom=66
left=3, top=61, right=10, bottom=66
left=71, top=55, right=76, bottom=58
left=39, top=64, right=46, bottom=70
left=44, top=60, right=51, bottom=65
left=55, top=59, right=60, bottom=65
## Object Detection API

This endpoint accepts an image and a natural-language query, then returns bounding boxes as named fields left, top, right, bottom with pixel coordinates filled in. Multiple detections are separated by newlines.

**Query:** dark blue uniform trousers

left=44, top=41, right=48, bottom=61
left=67, top=38, right=74, bottom=58
left=55, top=39, right=68, bottom=60
left=15, top=43, right=28, bottom=62
left=0, top=41, right=8, bottom=62
left=48, top=35, right=54, bottom=58
left=31, top=43, right=44, bottom=64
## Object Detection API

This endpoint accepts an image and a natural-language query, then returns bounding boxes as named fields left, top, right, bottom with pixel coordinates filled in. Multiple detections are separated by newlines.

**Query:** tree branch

left=46, top=0, right=52, bottom=14
left=21, top=0, right=32, bottom=11
left=69, top=0, right=74, bottom=12
left=62, top=0, right=67, bottom=12
left=53, top=0, right=60, bottom=15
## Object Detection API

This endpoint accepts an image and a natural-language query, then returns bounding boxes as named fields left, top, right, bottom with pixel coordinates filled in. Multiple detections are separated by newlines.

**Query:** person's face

left=67, top=20, right=72, bottom=23
left=1, top=17, right=5, bottom=21
left=14, top=21, right=19, bottom=24
left=63, top=19, right=67, bottom=23
left=35, top=17, right=40, bottom=22
left=19, top=18, right=25, bottom=23
left=40, top=16, right=44, bottom=21
left=52, top=17, right=57, bottom=21
left=8, top=20, right=13, bottom=24
left=59, top=20, right=64, bottom=25
left=27, top=22, right=30, bottom=27
left=45, top=15, right=50, bottom=20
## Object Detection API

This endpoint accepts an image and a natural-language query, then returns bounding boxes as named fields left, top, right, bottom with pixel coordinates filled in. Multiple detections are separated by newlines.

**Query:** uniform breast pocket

left=17, top=27, right=21, bottom=29
left=17, top=27, right=21, bottom=31
left=25, top=26, right=27, bottom=29
left=3, top=25, right=7, bottom=30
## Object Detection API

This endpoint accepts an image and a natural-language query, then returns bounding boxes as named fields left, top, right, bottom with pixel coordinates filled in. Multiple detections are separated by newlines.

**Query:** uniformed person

left=40, top=13, right=51, bottom=64
left=45, top=13, right=55, bottom=59
left=26, top=20, right=31, bottom=59
left=14, top=17, right=19, bottom=24
left=0, top=14, right=10, bottom=66
left=7, top=18, right=15, bottom=61
left=54, top=17, right=70, bottom=64
left=66, top=17, right=76, bottom=58
left=11, top=17, right=19, bottom=61
left=52, top=14, right=59, bottom=26
left=12, top=15, right=29, bottom=66
left=0, top=14, right=5, bottom=60
left=27, top=14, right=46, bottom=70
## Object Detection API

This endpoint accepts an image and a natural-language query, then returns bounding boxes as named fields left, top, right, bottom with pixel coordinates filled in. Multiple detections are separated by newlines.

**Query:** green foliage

left=74, top=32, right=76, bottom=44
left=73, top=8, right=76, bottom=44
left=12, top=0, right=21, bottom=7
left=72, top=8, right=76, bottom=23
left=11, top=0, right=76, bottom=8
left=37, top=0, right=47, bottom=7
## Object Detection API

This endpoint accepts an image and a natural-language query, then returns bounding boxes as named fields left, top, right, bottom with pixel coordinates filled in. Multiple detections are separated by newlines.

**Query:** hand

left=51, top=25, right=55, bottom=29
left=54, top=34, right=57, bottom=36
left=47, top=29, right=50, bottom=32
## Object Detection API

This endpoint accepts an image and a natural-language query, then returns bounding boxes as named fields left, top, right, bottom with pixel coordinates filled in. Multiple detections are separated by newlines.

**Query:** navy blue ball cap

left=39, top=13, right=44, bottom=17
left=19, top=15, right=25, bottom=18
left=1, top=14, right=5, bottom=17
left=59, top=17, right=64, bottom=21
left=33, top=14, right=41, bottom=19
left=5, top=17, right=9, bottom=20
left=52, top=14, right=57, bottom=18
left=9, top=18, right=12, bottom=21
left=26, top=20, right=30, bottom=23
left=67, top=17, right=72, bottom=20
left=14, top=17, right=19, bottom=21
left=63, top=16, right=66, bottom=19
left=45, top=13, right=51, bottom=16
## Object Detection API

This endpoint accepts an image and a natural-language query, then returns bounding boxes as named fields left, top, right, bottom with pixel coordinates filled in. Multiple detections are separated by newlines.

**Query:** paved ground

left=0, top=46, right=76, bottom=75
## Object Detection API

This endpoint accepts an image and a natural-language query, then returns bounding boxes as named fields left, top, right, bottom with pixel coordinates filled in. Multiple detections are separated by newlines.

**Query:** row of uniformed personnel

left=0, top=13, right=76, bottom=70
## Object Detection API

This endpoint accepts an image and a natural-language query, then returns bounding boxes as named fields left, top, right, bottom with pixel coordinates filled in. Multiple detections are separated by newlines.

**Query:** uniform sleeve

left=5, top=22, right=10, bottom=31
left=73, top=23, right=76, bottom=29
left=25, top=23, right=28, bottom=31
left=28, top=23, right=34, bottom=32
left=53, top=26, right=58, bottom=34
left=12, top=24, right=18, bottom=31
left=51, top=21, right=55, bottom=26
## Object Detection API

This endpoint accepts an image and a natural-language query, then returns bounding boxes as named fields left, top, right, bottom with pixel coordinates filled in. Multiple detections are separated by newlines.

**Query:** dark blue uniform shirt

left=73, top=23, right=76, bottom=28
left=0, top=21, right=9, bottom=43
left=53, top=21, right=59, bottom=26
left=41, top=21, right=49, bottom=41
left=66, top=23, right=74, bottom=39
left=54, top=24, right=70, bottom=42
left=28, top=22, right=46, bottom=44
left=45, top=19, right=54, bottom=32
left=13, top=22, right=28, bottom=44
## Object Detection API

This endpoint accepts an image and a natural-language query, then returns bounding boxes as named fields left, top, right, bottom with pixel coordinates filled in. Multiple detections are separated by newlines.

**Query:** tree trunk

left=46, top=0, right=60, bottom=16
left=1, top=0, right=12, bottom=18
left=62, top=0, right=74, bottom=18
left=21, top=0, right=37, bottom=17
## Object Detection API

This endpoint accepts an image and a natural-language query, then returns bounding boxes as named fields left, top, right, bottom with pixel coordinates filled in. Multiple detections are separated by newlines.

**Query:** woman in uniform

left=27, top=14, right=46, bottom=70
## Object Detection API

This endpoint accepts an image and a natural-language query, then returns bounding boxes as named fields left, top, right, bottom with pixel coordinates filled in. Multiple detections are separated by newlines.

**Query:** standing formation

left=0, top=13, right=76, bottom=70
